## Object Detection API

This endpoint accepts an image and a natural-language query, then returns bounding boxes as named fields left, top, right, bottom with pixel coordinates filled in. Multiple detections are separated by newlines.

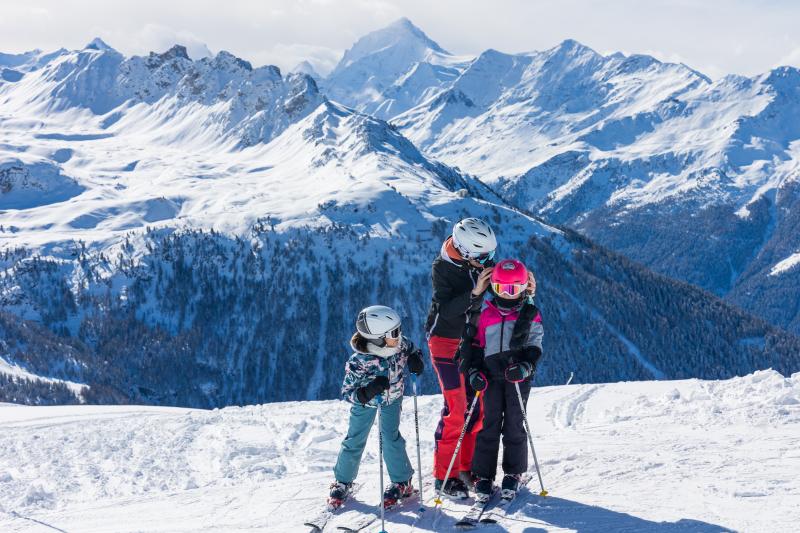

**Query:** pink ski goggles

left=491, top=282, right=527, bottom=297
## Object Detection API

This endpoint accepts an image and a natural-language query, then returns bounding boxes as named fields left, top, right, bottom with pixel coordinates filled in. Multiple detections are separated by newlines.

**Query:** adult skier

left=425, top=218, right=498, bottom=499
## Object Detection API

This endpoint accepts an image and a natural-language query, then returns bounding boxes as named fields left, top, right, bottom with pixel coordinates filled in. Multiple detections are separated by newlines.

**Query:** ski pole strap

left=434, top=390, right=482, bottom=506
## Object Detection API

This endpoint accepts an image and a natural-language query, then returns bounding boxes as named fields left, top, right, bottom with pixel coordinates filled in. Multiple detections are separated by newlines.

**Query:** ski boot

left=434, top=477, right=469, bottom=500
left=474, top=476, right=494, bottom=503
left=500, top=473, right=522, bottom=500
left=459, top=470, right=477, bottom=491
left=328, top=480, right=353, bottom=509
left=383, top=479, right=414, bottom=508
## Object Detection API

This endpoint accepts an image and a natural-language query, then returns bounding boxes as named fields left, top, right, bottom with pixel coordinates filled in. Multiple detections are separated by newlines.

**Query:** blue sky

left=1, top=0, right=798, bottom=79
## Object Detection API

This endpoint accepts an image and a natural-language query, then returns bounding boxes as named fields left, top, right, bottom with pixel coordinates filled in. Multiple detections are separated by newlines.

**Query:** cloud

left=2, top=0, right=800, bottom=79
left=132, top=24, right=213, bottom=59
left=251, top=43, right=342, bottom=76
left=776, top=47, right=800, bottom=68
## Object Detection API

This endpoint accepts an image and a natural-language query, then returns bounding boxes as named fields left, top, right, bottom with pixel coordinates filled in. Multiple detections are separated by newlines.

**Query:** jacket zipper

left=499, top=314, right=506, bottom=353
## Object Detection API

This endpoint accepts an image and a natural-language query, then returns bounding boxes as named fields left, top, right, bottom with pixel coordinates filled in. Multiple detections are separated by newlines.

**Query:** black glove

left=407, top=349, right=424, bottom=375
left=467, top=368, right=488, bottom=392
left=356, top=375, right=390, bottom=404
left=505, top=361, right=533, bottom=383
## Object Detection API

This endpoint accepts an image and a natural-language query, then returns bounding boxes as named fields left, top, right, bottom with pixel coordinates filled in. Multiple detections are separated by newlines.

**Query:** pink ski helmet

left=490, top=259, right=528, bottom=297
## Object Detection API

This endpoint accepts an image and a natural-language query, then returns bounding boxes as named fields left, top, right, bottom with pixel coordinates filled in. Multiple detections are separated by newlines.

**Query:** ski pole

left=514, top=381, right=548, bottom=497
left=434, top=390, right=482, bottom=507
left=375, top=395, right=387, bottom=533
left=411, top=374, right=424, bottom=513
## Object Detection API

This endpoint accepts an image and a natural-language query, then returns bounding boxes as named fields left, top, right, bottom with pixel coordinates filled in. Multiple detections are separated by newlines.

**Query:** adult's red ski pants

left=428, top=335, right=483, bottom=480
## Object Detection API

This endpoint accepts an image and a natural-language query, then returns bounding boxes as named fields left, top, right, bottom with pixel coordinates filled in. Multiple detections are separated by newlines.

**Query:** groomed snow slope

left=1, top=370, right=798, bottom=532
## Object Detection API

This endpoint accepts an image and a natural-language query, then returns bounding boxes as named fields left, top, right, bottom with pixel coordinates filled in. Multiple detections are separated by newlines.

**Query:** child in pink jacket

left=458, top=259, right=543, bottom=502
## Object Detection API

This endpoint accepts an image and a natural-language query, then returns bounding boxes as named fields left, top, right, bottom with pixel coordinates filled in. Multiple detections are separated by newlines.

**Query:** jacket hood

left=440, top=237, right=467, bottom=266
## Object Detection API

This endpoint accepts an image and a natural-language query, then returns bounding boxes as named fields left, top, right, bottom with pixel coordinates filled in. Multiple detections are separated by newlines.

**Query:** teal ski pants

left=333, top=397, right=413, bottom=484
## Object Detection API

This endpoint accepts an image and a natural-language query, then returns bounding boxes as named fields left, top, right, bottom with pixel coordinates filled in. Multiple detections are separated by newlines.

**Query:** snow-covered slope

left=1, top=370, right=799, bottom=532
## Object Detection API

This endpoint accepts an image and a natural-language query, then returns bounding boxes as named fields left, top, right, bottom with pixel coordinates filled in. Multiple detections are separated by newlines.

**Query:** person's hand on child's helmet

left=505, top=361, right=533, bottom=383
left=472, top=267, right=495, bottom=297
left=356, top=375, right=390, bottom=404
left=407, top=348, right=424, bottom=375
left=526, top=270, right=537, bottom=297
left=467, top=368, right=488, bottom=392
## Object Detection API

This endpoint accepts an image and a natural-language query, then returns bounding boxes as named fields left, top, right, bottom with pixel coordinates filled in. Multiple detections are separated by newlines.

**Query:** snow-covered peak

left=84, top=37, right=115, bottom=52
left=0, top=48, right=68, bottom=75
left=544, top=38, right=600, bottom=62
left=759, top=65, right=800, bottom=94
left=323, top=18, right=457, bottom=116
left=332, top=17, right=447, bottom=74
left=292, top=60, right=320, bottom=79
left=0, top=44, right=323, bottom=147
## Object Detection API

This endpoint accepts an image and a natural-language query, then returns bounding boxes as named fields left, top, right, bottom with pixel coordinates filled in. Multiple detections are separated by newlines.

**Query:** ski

left=479, top=473, right=532, bottom=524
left=336, top=489, right=419, bottom=532
left=304, top=483, right=361, bottom=532
left=305, top=507, right=337, bottom=532
left=454, top=487, right=498, bottom=529
left=477, top=494, right=513, bottom=524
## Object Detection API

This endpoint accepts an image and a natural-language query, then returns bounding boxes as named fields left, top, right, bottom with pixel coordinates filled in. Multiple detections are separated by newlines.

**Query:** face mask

left=366, top=341, right=401, bottom=358
left=493, top=294, right=524, bottom=309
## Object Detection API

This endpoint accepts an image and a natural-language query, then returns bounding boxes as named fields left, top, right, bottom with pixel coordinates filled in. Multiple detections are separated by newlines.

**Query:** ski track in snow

left=1, top=370, right=799, bottom=532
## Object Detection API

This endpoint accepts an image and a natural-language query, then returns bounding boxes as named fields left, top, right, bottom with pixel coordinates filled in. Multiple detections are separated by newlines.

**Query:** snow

left=0, top=356, right=87, bottom=399
left=770, top=252, right=800, bottom=276
left=1, top=370, right=798, bottom=532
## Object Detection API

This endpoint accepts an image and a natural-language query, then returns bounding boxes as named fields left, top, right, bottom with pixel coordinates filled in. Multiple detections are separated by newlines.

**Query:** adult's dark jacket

left=425, top=237, right=482, bottom=340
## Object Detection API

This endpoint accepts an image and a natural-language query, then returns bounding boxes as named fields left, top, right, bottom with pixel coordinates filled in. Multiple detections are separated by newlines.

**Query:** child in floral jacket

left=329, top=305, right=425, bottom=509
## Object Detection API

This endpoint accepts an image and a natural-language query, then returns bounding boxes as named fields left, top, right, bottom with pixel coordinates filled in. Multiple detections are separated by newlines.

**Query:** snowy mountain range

left=324, top=19, right=800, bottom=334
left=2, top=24, right=800, bottom=407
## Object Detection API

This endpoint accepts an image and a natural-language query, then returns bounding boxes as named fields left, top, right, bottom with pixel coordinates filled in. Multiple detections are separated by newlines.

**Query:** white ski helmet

left=452, top=218, right=497, bottom=261
left=356, top=305, right=402, bottom=341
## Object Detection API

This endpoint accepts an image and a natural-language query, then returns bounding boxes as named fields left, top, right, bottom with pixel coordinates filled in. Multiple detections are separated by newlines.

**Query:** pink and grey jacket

left=464, top=296, right=544, bottom=379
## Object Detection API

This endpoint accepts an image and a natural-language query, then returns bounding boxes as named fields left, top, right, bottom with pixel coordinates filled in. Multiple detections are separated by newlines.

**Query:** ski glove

left=356, top=375, right=390, bottom=404
left=467, top=368, right=488, bottom=392
left=505, top=361, right=533, bottom=383
left=407, top=349, right=425, bottom=375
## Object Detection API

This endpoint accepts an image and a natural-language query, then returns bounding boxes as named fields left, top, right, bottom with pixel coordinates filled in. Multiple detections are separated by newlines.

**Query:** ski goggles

left=372, top=326, right=401, bottom=347
left=473, top=249, right=496, bottom=265
left=491, top=282, right=527, bottom=297
left=385, top=326, right=402, bottom=340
